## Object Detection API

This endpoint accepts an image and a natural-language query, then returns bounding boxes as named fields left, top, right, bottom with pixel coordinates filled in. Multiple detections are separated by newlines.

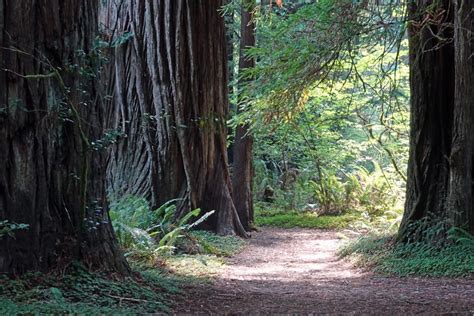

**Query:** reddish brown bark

left=232, top=1, right=256, bottom=231
left=400, top=0, right=474, bottom=238
left=104, top=0, right=248, bottom=236
left=448, top=0, right=474, bottom=232
left=0, top=1, right=129, bottom=274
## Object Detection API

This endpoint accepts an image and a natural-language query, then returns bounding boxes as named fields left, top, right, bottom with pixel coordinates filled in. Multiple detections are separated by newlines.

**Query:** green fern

left=110, top=196, right=216, bottom=259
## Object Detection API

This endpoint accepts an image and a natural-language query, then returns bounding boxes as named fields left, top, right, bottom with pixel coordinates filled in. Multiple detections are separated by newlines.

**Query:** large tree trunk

left=400, top=0, right=454, bottom=235
left=448, top=0, right=474, bottom=232
left=400, top=0, right=474, bottom=239
left=232, top=1, right=256, bottom=231
left=0, top=1, right=129, bottom=274
left=103, top=1, right=183, bottom=208
left=104, top=0, right=248, bottom=236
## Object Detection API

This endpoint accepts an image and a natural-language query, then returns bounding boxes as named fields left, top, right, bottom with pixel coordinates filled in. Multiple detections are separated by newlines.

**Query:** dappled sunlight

left=221, top=229, right=360, bottom=283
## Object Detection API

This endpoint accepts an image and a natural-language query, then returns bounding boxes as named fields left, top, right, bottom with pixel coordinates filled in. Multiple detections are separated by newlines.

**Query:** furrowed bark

left=0, top=0, right=129, bottom=274
left=448, top=0, right=474, bottom=232
left=400, top=0, right=474, bottom=239
left=104, top=0, right=248, bottom=236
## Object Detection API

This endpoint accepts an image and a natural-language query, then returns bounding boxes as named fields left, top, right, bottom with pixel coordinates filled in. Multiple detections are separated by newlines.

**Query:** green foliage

left=340, top=227, right=474, bottom=277
left=309, top=173, right=346, bottom=214
left=255, top=157, right=403, bottom=234
left=0, top=220, right=29, bottom=238
left=239, top=1, right=407, bottom=125
left=163, top=255, right=226, bottom=279
left=109, top=197, right=223, bottom=263
left=251, top=38, right=410, bottom=215
left=109, top=196, right=153, bottom=250
left=0, top=263, right=177, bottom=314
left=448, top=227, right=474, bottom=247
left=349, top=162, right=403, bottom=219
left=243, top=2, right=410, bottom=225
left=1, top=213, right=245, bottom=315
left=255, top=206, right=356, bottom=229
left=349, top=163, right=395, bottom=215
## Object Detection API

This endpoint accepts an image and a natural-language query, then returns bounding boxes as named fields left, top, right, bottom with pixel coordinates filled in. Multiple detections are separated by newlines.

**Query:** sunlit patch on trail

left=173, top=227, right=474, bottom=314
left=221, top=230, right=360, bottom=282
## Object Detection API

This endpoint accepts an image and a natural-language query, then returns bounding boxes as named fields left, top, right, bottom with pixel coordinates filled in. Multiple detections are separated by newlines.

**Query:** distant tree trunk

left=400, top=0, right=474, bottom=239
left=225, top=0, right=236, bottom=165
left=0, top=1, right=129, bottom=274
left=448, top=0, right=474, bottom=231
left=232, top=0, right=256, bottom=231
left=104, top=0, right=248, bottom=236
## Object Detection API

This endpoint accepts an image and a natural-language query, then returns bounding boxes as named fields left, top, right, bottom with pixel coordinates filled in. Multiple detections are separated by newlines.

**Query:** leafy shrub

left=349, top=161, right=399, bottom=216
left=309, top=172, right=346, bottom=214
left=154, top=207, right=215, bottom=255
left=306, top=161, right=400, bottom=219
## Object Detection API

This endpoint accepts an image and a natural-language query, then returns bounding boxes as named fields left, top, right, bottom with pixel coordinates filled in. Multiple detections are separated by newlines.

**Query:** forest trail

left=173, top=228, right=474, bottom=314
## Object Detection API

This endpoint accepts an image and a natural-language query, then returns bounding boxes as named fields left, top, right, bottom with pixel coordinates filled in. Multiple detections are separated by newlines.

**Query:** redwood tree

left=232, top=0, right=256, bottom=231
left=0, top=1, right=129, bottom=274
left=400, top=0, right=474, bottom=239
left=105, top=0, right=248, bottom=236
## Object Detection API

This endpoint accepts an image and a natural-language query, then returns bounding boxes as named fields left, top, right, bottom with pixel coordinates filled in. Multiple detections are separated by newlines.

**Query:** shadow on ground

left=173, top=228, right=474, bottom=314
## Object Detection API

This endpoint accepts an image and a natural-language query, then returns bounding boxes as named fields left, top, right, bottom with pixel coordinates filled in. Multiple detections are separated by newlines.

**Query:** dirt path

left=173, top=228, right=474, bottom=314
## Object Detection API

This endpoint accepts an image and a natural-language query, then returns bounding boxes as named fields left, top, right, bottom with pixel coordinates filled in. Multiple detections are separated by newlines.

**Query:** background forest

left=1, top=0, right=473, bottom=314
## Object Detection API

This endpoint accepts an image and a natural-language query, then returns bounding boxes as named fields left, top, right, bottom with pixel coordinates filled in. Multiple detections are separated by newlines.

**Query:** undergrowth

left=340, top=227, right=474, bottom=277
left=159, top=231, right=247, bottom=279
left=109, top=196, right=246, bottom=264
left=0, top=229, right=246, bottom=314
left=255, top=207, right=357, bottom=229
left=0, top=262, right=182, bottom=314
left=110, top=197, right=215, bottom=260
left=1, top=196, right=244, bottom=313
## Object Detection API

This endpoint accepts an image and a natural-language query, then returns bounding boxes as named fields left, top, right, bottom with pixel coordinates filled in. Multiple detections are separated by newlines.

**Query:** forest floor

left=172, top=227, right=474, bottom=314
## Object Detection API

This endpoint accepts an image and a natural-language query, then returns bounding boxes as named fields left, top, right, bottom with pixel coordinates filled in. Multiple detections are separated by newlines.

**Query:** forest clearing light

left=222, top=237, right=359, bottom=281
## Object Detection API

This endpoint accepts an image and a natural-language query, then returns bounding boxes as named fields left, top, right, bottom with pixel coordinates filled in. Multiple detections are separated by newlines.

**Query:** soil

left=172, top=227, right=474, bottom=315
